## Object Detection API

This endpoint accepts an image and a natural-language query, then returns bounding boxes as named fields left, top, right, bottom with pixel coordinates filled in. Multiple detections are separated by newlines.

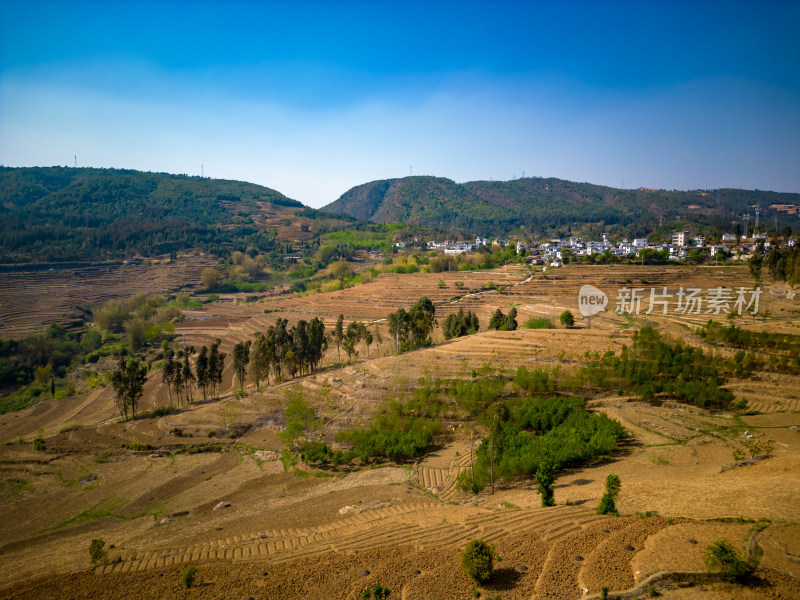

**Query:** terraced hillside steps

left=94, top=504, right=610, bottom=576
left=414, top=439, right=478, bottom=501
left=577, top=517, right=670, bottom=595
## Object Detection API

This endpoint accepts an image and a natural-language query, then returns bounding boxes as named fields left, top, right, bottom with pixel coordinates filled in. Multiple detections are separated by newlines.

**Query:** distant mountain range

left=323, top=176, right=800, bottom=238
left=1, top=167, right=798, bottom=264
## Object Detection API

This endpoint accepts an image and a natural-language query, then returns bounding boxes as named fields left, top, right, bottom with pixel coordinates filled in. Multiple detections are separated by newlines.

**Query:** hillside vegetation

left=324, top=175, right=800, bottom=238
left=0, top=167, right=303, bottom=263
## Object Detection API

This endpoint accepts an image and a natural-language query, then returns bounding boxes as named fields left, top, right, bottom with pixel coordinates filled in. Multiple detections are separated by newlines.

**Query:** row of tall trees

left=161, top=340, right=226, bottom=405
left=234, top=317, right=328, bottom=392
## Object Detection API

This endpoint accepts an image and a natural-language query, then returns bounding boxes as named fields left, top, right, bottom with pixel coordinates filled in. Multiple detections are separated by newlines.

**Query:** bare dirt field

left=1, top=263, right=799, bottom=599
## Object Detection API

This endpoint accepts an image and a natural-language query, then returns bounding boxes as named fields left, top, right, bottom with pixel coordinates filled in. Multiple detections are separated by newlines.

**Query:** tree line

left=229, top=317, right=329, bottom=393
left=387, top=297, right=436, bottom=352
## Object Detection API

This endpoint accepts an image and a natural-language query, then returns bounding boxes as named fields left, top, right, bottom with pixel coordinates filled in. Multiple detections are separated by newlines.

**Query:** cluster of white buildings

left=394, top=229, right=794, bottom=267
left=425, top=236, right=506, bottom=255
left=519, top=230, right=784, bottom=267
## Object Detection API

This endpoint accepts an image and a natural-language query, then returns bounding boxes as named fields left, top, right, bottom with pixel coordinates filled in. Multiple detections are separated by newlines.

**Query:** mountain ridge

left=0, top=166, right=306, bottom=263
left=324, top=175, right=800, bottom=237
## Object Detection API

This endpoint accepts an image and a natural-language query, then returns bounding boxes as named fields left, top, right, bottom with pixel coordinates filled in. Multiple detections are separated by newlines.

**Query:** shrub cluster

left=473, top=396, right=625, bottom=486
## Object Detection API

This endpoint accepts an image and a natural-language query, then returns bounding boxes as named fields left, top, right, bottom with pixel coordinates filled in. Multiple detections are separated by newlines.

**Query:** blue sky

left=1, top=0, right=798, bottom=207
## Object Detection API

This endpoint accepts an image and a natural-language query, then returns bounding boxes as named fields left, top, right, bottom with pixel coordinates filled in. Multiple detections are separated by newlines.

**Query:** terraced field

left=0, top=255, right=215, bottom=339
left=1, top=262, right=799, bottom=598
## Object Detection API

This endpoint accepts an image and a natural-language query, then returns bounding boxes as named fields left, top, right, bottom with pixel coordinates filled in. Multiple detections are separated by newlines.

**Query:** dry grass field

left=1, top=263, right=799, bottom=599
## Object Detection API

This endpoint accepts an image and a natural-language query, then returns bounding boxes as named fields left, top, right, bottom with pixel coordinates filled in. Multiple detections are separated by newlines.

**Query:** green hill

left=0, top=167, right=305, bottom=263
left=324, top=176, right=800, bottom=238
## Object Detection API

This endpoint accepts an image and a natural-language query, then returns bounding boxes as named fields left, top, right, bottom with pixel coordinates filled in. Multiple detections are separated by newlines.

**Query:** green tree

left=560, top=310, right=575, bottom=328
left=232, top=340, right=251, bottom=393
left=111, top=353, right=147, bottom=421
left=173, top=349, right=185, bottom=404
left=597, top=473, right=621, bottom=515
left=536, top=460, right=556, bottom=507
left=443, top=308, right=480, bottom=340
left=407, top=297, right=436, bottom=348
left=208, top=340, right=226, bottom=400
left=89, top=538, right=106, bottom=564
left=182, top=346, right=196, bottom=402
left=388, top=308, right=409, bottom=352
left=748, top=253, right=763, bottom=286
left=334, top=314, right=344, bottom=362
left=307, top=317, right=327, bottom=372
left=343, top=322, right=362, bottom=362
left=280, top=387, right=318, bottom=449
left=373, top=322, right=383, bottom=355
left=504, top=306, right=518, bottom=331
left=201, top=268, right=221, bottom=290
left=488, top=307, right=516, bottom=331
left=249, top=333, right=270, bottom=390
left=195, top=345, right=209, bottom=401
left=126, top=317, right=147, bottom=350
left=461, top=539, right=494, bottom=584
left=162, top=348, right=177, bottom=405
left=363, top=326, right=373, bottom=358
left=487, top=402, right=509, bottom=494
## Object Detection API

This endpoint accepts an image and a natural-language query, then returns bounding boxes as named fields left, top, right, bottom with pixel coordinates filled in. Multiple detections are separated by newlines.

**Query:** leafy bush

left=182, top=565, right=198, bottom=589
left=362, top=584, right=391, bottom=599
left=89, top=538, right=106, bottom=564
left=280, top=389, right=319, bottom=448
left=338, top=416, right=439, bottom=462
left=703, top=539, right=754, bottom=583
left=461, top=539, right=494, bottom=583
left=560, top=310, right=575, bottom=328
left=523, top=317, right=554, bottom=329
left=299, top=441, right=334, bottom=464
left=126, top=443, right=151, bottom=451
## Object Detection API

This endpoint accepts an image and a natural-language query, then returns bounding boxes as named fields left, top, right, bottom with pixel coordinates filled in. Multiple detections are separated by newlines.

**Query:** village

left=418, top=228, right=796, bottom=268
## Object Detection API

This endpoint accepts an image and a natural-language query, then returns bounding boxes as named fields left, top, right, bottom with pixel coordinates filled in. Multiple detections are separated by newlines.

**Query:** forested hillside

left=325, top=176, right=800, bottom=239
left=0, top=167, right=304, bottom=263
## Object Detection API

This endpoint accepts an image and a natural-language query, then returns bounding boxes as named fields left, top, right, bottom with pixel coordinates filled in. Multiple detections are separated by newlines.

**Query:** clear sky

left=1, top=0, right=798, bottom=207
